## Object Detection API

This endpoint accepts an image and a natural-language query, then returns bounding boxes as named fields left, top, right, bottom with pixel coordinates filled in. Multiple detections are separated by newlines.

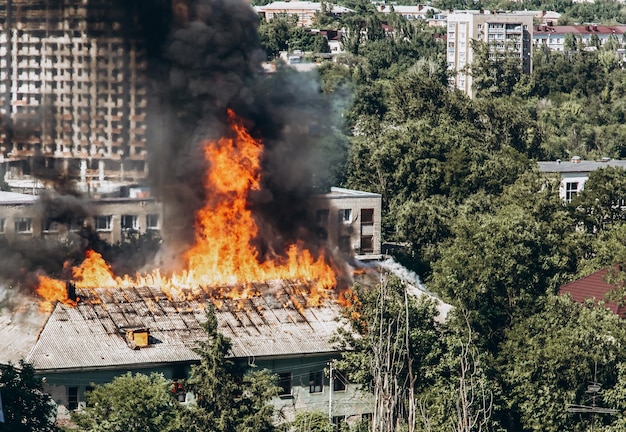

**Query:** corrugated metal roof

left=27, top=283, right=347, bottom=372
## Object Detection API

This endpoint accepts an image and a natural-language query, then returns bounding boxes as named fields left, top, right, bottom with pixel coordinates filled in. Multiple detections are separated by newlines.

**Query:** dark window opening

left=277, top=372, right=292, bottom=396
left=316, top=209, right=329, bottom=224
left=309, top=371, right=323, bottom=393
left=339, top=236, right=351, bottom=252
left=361, top=208, right=374, bottom=224
left=333, top=370, right=347, bottom=392
left=68, top=386, right=79, bottom=410
left=360, top=236, right=374, bottom=254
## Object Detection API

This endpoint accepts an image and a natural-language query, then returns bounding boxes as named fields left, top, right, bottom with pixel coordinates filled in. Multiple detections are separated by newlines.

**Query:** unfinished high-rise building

left=0, top=1, right=148, bottom=192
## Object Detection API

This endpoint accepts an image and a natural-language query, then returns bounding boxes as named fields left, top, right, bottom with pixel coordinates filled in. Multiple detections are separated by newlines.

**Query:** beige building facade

left=447, top=11, right=534, bottom=97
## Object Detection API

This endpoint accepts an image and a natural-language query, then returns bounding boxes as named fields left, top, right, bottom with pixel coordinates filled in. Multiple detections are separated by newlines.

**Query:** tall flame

left=36, top=110, right=338, bottom=311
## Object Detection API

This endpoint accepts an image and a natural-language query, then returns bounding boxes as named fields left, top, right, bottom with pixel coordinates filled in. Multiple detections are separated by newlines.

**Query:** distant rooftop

left=538, top=159, right=626, bottom=173
left=258, top=1, right=353, bottom=13
left=325, top=187, right=382, bottom=199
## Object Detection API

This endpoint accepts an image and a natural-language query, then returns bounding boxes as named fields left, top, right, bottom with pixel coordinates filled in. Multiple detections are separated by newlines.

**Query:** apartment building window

left=43, top=219, right=59, bottom=232
left=332, top=416, right=346, bottom=430
left=277, top=372, right=292, bottom=397
left=121, top=214, right=138, bottom=231
left=309, top=371, right=323, bottom=393
left=95, top=215, right=112, bottom=231
left=85, top=386, right=95, bottom=407
left=316, top=209, right=329, bottom=225
left=68, top=386, right=79, bottom=410
left=15, top=218, right=32, bottom=233
left=566, top=182, right=579, bottom=202
left=339, top=209, right=352, bottom=223
left=146, top=214, right=159, bottom=230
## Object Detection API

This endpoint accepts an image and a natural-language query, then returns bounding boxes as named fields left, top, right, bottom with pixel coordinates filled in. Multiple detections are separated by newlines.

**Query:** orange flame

left=35, top=110, right=339, bottom=310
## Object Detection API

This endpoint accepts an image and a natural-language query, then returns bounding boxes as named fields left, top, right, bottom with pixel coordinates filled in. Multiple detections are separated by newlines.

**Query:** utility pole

left=328, top=359, right=334, bottom=422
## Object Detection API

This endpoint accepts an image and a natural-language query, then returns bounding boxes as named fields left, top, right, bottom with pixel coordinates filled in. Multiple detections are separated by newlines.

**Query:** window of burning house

left=146, top=214, right=159, bottom=230
left=95, top=215, right=112, bottom=231
left=68, top=386, right=79, bottom=410
left=339, top=236, right=351, bottom=252
left=277, top=372, right=292, bottom=397
left=316, top=209, right=329, bottom=225
left=43, top=219, right=60, bottom=232
left=360, top=236, right=374, bottom=254
left=361, top=208, right=374, bottom=224
left=15, top=217, right=32, bottom=233
left=333, top=370, right=347, bottom=392
left=309, top=371, right=323, bottom=393
left=339, top=209, right=352, bottom=223
left=121, top=214, right=138, bottom=231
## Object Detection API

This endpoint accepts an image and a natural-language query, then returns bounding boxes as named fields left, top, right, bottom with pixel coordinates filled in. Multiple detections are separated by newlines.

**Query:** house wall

left=41, top=362, right=193, bottom=419
left=0, top=197, right=162, bottom=243
left=40, top=355, right=373, bottom=425
left=310, top=188, right=383, bottom=259
left=257, top=355, right=374, bottom=425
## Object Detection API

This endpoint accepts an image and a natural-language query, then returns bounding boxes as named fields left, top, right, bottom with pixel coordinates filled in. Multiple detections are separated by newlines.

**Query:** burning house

left=0, top=0, right=383, bottom=426
left=26, top=282, right=373, bottom=424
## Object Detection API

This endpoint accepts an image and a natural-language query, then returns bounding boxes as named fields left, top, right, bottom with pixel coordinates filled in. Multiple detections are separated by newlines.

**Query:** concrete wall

left=40, top=355, right=373, bottom=425
left=311, top=188, right=383, bottom=259
left=0, top=197, right=162, bottom=243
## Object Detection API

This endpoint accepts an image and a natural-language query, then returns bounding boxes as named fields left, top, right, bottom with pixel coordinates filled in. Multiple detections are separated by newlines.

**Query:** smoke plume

left=135, top=0, right=340, bottom=262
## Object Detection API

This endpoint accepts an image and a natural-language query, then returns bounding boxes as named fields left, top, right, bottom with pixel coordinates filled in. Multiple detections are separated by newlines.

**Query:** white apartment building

left=538, top=158, right=626, bottom=202
left=447, top=10, right=534, bottom=97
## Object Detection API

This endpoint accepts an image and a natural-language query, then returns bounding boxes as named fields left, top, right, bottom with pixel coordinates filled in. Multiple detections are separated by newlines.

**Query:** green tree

left=71, top=373, right=182, bottom=432
left=335, top=277, right=444, bottom=432
left=258, top=15, right=295, bottom=59
left=470, top=40, right=522, bottom=98
left=0, top=361, right=58, bottom=432
left=283, top=411, right=334, bottom=432
left=429, top=173, right=576, bottom=350
left=571, top=166, right=626, bottom=234
left=500, top=295, right=626, bottom=432
left=180, top=307, right=279, bottom=432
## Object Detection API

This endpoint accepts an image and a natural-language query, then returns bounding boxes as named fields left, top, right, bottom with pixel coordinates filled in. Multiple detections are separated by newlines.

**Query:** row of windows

left=0, top=214, right=159, bottom=234
left=315, top=208, right=375, bottom=225
left=276, top=370, right=347, bottom=396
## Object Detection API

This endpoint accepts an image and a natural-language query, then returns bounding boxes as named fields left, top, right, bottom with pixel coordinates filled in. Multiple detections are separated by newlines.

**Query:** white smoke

left=377, top=258, right=452, bottom=322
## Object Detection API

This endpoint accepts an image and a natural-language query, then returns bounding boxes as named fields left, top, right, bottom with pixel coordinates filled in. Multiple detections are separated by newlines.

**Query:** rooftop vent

left=571, top=156, right=581, bottom=163
left=124, top=328, right=150, bottom=349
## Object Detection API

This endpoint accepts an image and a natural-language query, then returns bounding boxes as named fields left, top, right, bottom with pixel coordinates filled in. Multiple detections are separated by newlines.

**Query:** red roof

left=559, top=268, right=626, bottom=317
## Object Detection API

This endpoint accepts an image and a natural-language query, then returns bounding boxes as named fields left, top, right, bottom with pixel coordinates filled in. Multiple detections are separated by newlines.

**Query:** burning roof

left=27, top=281, right=347, bottom=372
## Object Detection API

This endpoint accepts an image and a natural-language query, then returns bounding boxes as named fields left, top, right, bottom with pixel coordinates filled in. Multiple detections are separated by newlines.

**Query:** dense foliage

left=302, top=3, right=626, bottom=431
left=0, top=361, right=57, bottom=432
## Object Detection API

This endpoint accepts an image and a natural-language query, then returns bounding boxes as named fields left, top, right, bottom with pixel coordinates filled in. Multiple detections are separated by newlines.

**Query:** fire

left=35, top=110, right=340, bottom=310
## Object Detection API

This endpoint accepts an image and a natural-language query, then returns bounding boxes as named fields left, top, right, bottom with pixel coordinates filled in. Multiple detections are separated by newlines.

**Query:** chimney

left=66, top=281, right=77, bottom=302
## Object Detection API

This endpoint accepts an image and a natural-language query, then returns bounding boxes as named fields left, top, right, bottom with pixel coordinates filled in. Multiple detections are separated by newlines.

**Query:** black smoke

left=127, top=0, right=341, bottom=263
